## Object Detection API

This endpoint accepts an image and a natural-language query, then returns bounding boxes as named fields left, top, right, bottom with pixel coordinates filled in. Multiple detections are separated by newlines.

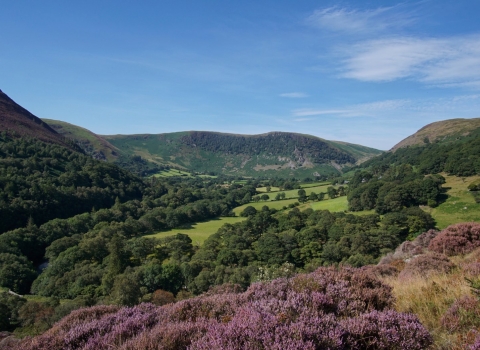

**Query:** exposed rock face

left=379, top=229, right=440, bottom=264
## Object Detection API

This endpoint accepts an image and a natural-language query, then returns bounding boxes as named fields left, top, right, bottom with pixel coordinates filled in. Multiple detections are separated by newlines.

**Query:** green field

left=144, top=217, right=246, bottom=244
left=309, top=196, right=348, bottom=212
left=233, top=199, right=300, bottom=215
left=424, top=174, right=480, bottom=229
left=300, top=182, right=331, bottom=188
left=256, top=185, right=333, bottom=201
left=152, top=169, right=192, bottom=177
left=256, top=186, right=280, bottom=193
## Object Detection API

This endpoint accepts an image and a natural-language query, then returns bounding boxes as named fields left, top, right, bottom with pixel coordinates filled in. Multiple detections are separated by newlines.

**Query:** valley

left=0, top=90, right=480, bottom=349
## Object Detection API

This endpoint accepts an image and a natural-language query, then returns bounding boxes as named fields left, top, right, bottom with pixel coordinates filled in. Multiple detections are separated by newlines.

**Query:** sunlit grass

left=144, top=216, right=246, bottom=245
left=424, top=174, right=480, bottom=229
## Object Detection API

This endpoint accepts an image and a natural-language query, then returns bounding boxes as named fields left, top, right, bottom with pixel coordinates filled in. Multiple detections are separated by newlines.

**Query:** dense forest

left=181, top=131, right=356, bottom=164
left=0, top=133, right=145, bottom=233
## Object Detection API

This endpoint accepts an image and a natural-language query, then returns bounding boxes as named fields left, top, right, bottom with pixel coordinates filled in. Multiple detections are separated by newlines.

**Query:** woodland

left=1, top=120, right=480, bottom=349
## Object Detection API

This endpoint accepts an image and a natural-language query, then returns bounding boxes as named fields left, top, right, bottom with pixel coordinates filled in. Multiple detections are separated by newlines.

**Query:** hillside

left=103, top=131, right=383, bottom=177
left=0, top=90, right=79, bottom=152
left=42, top=119, right=120, bottom=161
left=392, top=117, right=480, bottom=151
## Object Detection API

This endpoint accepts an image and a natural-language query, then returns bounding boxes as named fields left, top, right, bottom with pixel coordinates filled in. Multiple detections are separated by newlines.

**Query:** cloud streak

left=307, top=5, right=414, bottom=35
left=280, top=92, right=309, bottom=98
left=340, top=35, right=480, bottom=86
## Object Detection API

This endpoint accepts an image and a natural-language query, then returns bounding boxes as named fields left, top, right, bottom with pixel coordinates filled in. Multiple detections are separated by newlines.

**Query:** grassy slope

left=43, top=119, right=120, bottom=161
left=392, top=117, right=480, bottom=150
left=383, top=249, right=480, bottom=349
left=423, top=174, right=480, bottom=229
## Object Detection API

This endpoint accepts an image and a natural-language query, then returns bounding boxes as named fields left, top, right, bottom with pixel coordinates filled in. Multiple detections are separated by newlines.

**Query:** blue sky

left=1, top=0, right=480, bottom=150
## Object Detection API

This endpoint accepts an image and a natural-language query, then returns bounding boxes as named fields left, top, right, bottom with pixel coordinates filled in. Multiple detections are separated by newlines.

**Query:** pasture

left=424, top=174, right=480, bottom=229
left=145, top=216, right=246, bottom=244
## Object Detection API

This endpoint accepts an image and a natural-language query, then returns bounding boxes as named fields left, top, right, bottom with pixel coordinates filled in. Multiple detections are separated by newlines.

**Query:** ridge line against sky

left=1, top=0, right=480, bottom=150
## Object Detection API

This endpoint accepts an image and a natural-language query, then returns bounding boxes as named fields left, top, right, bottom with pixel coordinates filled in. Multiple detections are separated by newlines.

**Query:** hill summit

left=392, top=117, right=480, bottom=151
left=0, top=90, right=79, bottom=151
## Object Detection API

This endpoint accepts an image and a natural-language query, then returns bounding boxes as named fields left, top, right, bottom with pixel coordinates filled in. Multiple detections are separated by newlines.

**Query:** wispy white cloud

left=280, top=92, right=309, bottom=98
left=293, top=109, right=350, bottom=117
left=307, top=5, right=414, bottom=35
left=340, top=35, right=480, bottom=86
left=293, top=117, right=315, bottom=122
left=292, top=99, right=409, bottom=118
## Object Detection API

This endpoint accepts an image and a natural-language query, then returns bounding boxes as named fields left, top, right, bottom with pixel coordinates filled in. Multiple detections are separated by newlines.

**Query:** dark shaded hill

left=0, top=90, right=80, bottom=152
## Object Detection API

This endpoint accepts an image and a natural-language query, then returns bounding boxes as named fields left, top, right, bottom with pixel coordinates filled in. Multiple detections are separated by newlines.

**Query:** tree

left=309, top=192, right=318, bottom=201
left=111, top=271, right=141, bottom=306
left=327, top=187, right=337, bottom=199
left=261, top=194, right=270, bottom=201
left=241, top=206, right=257, bottom=217
left=297, top=189, right=307, bottom=203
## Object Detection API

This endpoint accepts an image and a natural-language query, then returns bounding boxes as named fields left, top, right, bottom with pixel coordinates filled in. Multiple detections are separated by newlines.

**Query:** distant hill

left=43, top=119, right=120, bottom=161
left=359, top=118, right=480, bottom=177
left=0, top=90, right=80, bottom=151
left=103, top=131, right=383, bottom=177
left=392, top=118, right=480, bottom=151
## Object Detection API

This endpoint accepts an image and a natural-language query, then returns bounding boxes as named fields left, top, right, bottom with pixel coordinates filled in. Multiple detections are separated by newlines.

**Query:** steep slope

left=392, top=118, right=480, bottom=151
left=42, top=119, right=120, bottom=161
left=0, top=90, right=79, bottom=151
left=104, top=131, right=383, bottom=177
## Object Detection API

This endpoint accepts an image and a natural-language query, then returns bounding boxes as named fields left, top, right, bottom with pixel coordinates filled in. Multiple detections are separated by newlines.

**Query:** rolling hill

left=103, top=131, right=383, bottom=177
left=392, top=117, right=480, bottom=151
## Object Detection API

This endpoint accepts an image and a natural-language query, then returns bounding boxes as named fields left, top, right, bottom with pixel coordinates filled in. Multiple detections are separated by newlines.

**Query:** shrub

left=399, top=253, right=455, bottom=279
left=12, top=267, right=432, bottom=350
left=151, top=289, right=175, bottom=306
left=441, top=295, right=480, bottom=332
left=462, top=262, right=480, bottom=277
left=429, top=223, right=480, bottom=256
left=341, top=310, right=433, bottom=350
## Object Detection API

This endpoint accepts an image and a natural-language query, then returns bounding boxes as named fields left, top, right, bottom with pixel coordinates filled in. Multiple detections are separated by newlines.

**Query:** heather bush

left=119, top=319, right=212, bottom=350
left=399, top=253, right=455, bottom=279
left=429, top=222, right=480, bottom=256
left=341, top=310, right=433, bottom=350
left=462, top=262, right=480, bottom=277
left=441, top=295, right=480, bottom=332
left=290, top=267, right=394, bottom=316
left=471, top=335, right=480, bottom=350
left=11, top=267, right=432, bottom=350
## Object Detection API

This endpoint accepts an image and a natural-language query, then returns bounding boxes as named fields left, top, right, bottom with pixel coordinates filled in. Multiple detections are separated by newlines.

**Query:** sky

left=1, top=0, right=480, bottom=150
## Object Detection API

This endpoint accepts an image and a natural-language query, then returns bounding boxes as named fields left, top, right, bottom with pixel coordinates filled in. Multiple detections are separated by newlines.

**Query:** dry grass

left=382, top=249, right=480, bottom=349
